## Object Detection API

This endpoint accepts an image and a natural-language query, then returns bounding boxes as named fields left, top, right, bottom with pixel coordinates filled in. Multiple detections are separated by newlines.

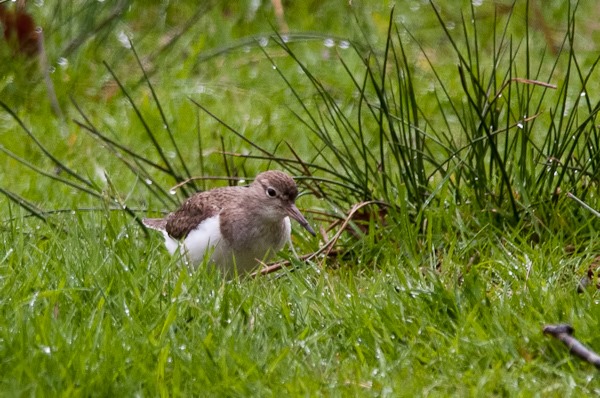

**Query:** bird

left=142, top=170, right=315, bottom=275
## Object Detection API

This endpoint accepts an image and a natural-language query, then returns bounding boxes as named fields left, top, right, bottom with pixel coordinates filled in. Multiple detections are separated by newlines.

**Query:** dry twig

left=567, top=192, right=600, bottom=219
left=543, top=324, right=600, bottom=369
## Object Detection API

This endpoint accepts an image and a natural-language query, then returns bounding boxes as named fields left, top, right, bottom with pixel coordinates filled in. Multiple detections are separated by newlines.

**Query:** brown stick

left=543, top=324, right=600, bottom=369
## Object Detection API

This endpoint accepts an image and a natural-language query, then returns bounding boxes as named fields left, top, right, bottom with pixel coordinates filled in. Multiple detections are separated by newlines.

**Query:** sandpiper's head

left=252, top=171, right=316, bottom=236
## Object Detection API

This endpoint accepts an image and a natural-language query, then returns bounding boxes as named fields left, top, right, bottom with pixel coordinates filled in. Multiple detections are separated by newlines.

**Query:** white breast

left=279, top=216, right=292, bottom=250
left=183, top=215, right=223, bottom=264
left=161, top=215, right=223, bottom=265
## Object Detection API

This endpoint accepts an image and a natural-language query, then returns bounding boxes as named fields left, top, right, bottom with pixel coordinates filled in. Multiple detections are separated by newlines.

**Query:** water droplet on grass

left=323, top=38, right=335, bottom=48
left=29, top=292, right=38, bottom=308
left=117, top=31, right=131, bottom=48
left=338, top=40, right=350, bottom=49
left=258, top=37, right=269, bottom=47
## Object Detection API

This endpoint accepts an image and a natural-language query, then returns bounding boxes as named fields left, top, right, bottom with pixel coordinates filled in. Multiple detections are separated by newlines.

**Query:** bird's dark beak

left=287, top=204, right=316, bottom=236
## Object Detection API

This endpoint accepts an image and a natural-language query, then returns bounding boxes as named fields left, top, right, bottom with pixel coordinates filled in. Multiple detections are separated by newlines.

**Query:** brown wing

left=164, top=186, right=245, bottom=240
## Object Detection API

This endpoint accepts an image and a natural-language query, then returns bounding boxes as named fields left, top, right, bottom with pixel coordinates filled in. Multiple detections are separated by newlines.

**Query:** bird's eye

left=266, top=187, right=277, bottom=197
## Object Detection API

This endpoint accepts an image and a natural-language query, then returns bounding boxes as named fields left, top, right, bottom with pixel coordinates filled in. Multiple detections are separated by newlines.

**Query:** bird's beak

left=287, top=204, right=316, bottom=236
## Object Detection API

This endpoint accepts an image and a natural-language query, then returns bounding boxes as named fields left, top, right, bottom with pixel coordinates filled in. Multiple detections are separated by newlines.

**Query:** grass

left=2, top=0, right=600, bottom=395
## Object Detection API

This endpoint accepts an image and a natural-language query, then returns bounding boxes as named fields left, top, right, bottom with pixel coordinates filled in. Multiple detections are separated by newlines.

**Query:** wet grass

left=2, top=0, right=600, bottom=395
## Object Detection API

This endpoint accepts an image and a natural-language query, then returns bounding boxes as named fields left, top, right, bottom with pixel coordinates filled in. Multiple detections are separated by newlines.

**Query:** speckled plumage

left=143, top=170, right=315, bottom=275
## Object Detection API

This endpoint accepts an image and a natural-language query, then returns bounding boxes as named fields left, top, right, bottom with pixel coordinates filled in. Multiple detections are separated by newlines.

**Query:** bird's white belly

left=162, top=215, right=223, bottom=265
left=183, top=215, right=223, bottom=264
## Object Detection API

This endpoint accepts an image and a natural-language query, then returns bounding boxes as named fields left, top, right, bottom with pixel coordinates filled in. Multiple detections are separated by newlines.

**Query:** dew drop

left=117, top=31, right=131, bottom=48
left=338, top=40, right=350, bottom=50
left=258, top=37, right=269, bottom=47
left=323, top=38, right=335, bottom=48
left=29, top=292, right=38, bottom=308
